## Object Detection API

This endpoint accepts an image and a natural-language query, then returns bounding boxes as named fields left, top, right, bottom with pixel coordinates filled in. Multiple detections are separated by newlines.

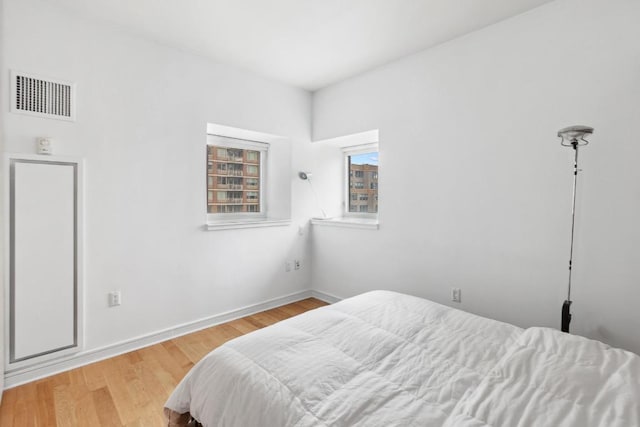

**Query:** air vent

left=11, top=71, right=76, bottom=121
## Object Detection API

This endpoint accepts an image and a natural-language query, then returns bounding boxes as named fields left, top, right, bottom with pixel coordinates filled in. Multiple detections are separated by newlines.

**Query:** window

left=216, top=205, right=243, bottom=213
left=207, top=137, right=267, bottom=217
left=205, top=123, right=293, bottom=230
left=344, top=145, right=378, bottom=217
left=245, top=178, right=258, bottom=189
left=309, top=130, right=379, bottom=230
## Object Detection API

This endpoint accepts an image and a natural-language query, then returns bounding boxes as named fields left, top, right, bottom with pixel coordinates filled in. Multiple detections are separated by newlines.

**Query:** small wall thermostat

left=37, top=137, right=53, bottom=155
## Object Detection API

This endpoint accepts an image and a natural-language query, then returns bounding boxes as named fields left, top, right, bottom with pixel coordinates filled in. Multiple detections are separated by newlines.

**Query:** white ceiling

left=50, top=0, right=554, bottom=91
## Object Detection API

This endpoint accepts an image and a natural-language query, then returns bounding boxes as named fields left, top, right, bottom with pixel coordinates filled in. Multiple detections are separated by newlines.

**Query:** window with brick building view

left=348, top=151, right=378, bottom=214
left=207, top=144, right=262, bottom=214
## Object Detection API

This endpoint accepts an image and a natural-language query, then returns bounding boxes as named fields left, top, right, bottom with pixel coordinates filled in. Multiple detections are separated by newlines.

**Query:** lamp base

left=561, top=300, right=572, bottom=333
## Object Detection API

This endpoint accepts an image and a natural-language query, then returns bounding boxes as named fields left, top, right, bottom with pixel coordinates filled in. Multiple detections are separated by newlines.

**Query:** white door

left=8, top=156, right=83, bottom=371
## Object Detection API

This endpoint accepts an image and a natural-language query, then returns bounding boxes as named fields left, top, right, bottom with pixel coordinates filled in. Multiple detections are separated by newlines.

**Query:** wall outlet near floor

left=109, top=291, right=122, bottom=307
left=294, top=260, right=301, bottom=270
left=451, top=288, right=462, bottom=303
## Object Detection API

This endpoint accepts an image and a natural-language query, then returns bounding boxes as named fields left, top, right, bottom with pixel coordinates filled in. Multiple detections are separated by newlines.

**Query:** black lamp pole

left=558, top=125, right=593, bottom=333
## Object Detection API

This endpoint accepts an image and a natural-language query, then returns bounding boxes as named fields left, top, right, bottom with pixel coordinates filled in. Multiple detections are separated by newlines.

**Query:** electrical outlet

left=285, top=261, right=292, bottom=272
left=451, top=288, right=461, bottom=303
left=294, top=260, right=301, bottom=270
left=109, top=291, right=122, bottom=307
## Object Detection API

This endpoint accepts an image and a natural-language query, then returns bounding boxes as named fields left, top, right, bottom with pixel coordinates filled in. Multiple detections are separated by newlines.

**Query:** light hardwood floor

left=0, top=298, right=328, bottom=426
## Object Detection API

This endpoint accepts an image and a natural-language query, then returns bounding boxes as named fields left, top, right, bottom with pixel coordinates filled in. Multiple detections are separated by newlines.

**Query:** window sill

left=205, top=219, right=291, bottom=231
left=310, top=217, right=379, bottom=230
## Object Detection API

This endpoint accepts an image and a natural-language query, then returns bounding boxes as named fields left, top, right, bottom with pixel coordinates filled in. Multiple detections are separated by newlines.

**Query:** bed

left=164, top=291, right=640, bottom=427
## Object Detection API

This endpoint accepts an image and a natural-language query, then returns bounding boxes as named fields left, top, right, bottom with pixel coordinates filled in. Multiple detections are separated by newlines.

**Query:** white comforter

left=444, top=327, right=640, bottom=427
left=165, top=291, right=640, bottom=427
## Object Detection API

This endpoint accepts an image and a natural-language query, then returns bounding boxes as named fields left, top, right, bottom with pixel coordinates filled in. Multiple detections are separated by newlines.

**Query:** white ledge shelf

left=206, top=219, right=291, bottom=231
left=310, top=217, right=379, bottom=230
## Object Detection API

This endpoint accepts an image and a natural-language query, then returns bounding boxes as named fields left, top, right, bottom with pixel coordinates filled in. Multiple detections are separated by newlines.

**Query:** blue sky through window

left=350, top=152, right=378, bottom=165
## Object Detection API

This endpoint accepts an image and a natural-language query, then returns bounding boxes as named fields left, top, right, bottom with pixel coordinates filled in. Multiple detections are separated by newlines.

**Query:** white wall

left=3, top=0, right=639, bottom=386
left=311, top=0, right=640, bottom=354
left=1, top=0, right=317, bottom=375
left=0, top=0, right=5, bottom=397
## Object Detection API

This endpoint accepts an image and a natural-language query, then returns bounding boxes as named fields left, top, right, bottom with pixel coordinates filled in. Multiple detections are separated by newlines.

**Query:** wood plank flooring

left=0, top=298, right=328, bottom=426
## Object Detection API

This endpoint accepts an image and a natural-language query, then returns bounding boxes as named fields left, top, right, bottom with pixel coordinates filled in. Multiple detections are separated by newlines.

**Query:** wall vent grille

left=11, top=71, right=76, bottom=121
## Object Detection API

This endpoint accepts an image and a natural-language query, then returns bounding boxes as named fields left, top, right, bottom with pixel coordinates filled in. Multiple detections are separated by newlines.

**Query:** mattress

left=164, top=291, right=640, bottom=427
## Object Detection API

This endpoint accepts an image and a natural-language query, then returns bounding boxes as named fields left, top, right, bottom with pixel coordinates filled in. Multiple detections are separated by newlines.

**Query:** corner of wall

left=0, top=0, right=7, bottom=399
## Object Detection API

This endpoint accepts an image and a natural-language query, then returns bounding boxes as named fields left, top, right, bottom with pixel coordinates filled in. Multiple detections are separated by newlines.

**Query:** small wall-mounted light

left=298, top=171, right=312, bottom=180
left=297, top=171, right=326, bottom=218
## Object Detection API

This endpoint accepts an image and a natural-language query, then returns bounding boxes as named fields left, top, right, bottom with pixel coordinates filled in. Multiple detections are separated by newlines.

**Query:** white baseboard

left=311, top=289, right=342, bottom=304
left=4, top=289, right=325, bottom=389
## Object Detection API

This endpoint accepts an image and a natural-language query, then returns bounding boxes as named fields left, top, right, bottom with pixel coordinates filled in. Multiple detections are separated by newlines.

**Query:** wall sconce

left=298, top=171, right=326, bottom=218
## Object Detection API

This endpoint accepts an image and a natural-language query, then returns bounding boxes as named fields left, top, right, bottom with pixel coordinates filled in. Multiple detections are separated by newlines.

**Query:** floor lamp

left=558, top=125, right=594, bottom=333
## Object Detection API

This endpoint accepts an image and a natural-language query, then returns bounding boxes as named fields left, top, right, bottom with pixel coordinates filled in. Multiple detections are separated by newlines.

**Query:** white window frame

left=343, top=142, right=379, bottom=220
left=205, top=123, right=292, bottom=231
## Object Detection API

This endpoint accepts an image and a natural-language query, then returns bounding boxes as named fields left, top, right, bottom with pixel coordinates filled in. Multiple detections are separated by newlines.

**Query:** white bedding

left=165, top=291, right=640, bottom=427
left=165, top=291, right=521, bottom=426
left=444, top=327, right=640, bottom=427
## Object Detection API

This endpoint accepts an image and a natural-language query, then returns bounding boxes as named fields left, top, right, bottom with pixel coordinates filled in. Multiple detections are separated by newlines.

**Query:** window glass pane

left=246, top=178, right=259, bottom=189
left=207, top=145, right=262, bottom=214
left=348, top=151, right=378, bottom=214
